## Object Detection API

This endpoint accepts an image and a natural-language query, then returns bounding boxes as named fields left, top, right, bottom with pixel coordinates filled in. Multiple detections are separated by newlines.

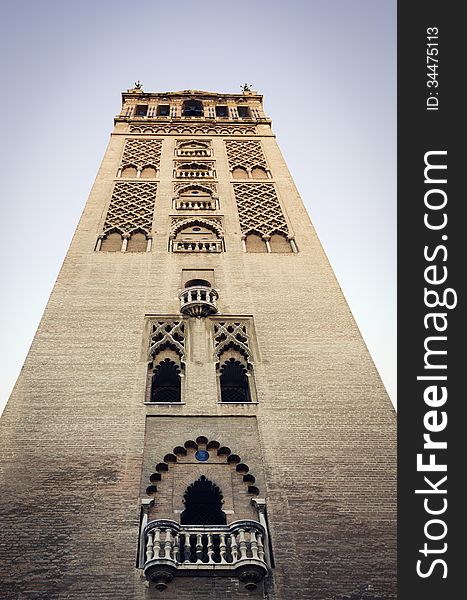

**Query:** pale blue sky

left=0, top=0, right=396, bottom=412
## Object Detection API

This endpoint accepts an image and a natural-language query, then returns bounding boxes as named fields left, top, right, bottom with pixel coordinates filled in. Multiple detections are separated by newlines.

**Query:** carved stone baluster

left=238, top=529, right=248, bottom=560
left=250, top=529, right=259, bottom=559
left=257, top=533, right=265, bottom=562
left=196, top=533, right=203, bottom=563
left=183, top=534, right=191, bottom=562
left=219, top=533, right=227, bottom=563
left=146, top=531, right=154, bottom=562
left=164, top=528, right=173, bottom=560
left=173, top=533, right=180, bottom=562
left=207, top=533, right=214, bottom=563
left=230, top=532, right=239, bottom=563
left=153, top=527, right=161, bottom=559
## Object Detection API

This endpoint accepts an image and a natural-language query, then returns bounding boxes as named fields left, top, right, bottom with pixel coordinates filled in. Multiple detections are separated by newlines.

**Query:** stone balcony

left=179, top=285, right=219, bottom=318
left=142, top=519, right=269, bottom=591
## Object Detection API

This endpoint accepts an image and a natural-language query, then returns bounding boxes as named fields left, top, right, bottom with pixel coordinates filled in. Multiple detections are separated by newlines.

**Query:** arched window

left=270, top=232, right=292, bottom=253
left=140, top=165, right=157, bottom=179
left=182, top=99, right=204, bottom=117
left=126, top=231, right=147, bottom=252
left=100, top=231, right=122, bottom=252
left=150, top=358, right=181, bottom=403
left=121, top=165, right=137, bottom=178
left=220, top=357, right=251, bottom=403
left=181, top=476, right=226, bottom=525
left=185, top=278, right=212, bottom=288
left=251, top=166, right=268, bottom=179
left=232, top=166, right=248, bottom=179
left=245, top=233, right=267, bottom=253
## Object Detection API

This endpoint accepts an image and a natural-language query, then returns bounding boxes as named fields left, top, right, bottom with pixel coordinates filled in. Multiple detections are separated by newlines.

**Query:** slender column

left=94, top=235, right=104, bottom=252
left=241, top=235, right=247, bottom=253
left=289, top=236, right=298, bottom=253
left=121, top=234, right=130, bottom=252
left=252, top=498, right=272, bottom=567
left=146, top=236, right=152, bottom=252
left=263, top=236, right=272, bottom=253
left=139, top=498, right=154, bottom=567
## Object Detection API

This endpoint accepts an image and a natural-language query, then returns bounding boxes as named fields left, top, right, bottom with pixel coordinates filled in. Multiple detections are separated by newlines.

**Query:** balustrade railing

left=179, top=285, right=219, bottom=318
left=177, top=149, right=211, bottom=157
left=175, top=170, right=215, bottom=179
left=174, top=198, right=217, bottom=210
left=172, top=240, right=223, bottom=253
left=143, top=520, right=268, bottom=591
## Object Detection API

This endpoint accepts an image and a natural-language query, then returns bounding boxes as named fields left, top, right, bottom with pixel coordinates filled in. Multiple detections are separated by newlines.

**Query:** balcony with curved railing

left=179, top=285, right=218, bottom=318
left=142, top=519, right=269, bottom=591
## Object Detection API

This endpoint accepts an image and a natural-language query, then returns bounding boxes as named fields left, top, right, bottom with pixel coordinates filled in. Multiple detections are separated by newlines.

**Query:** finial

left=241, top=83, right=252, bottom=93
left=134, top=80, right=143, bottom=90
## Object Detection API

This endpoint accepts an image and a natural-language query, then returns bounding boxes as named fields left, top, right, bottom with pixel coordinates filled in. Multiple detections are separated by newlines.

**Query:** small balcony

left=142, top=519, right=269, bottom=591
left=179, top=284, right=219, bottom=318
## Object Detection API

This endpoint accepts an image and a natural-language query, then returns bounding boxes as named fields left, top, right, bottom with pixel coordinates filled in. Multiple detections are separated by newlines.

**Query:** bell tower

left=0, top=85, right=396, bottom=600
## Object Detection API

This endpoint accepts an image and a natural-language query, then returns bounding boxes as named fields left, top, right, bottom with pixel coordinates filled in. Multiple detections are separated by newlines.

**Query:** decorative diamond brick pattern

left=121, top=139, right=162, bottom=168
left=232, top=183, right=289, bottom=236
left=103, top=181, right=157, bottom=234
left=225, top=140, right=267, bottom=169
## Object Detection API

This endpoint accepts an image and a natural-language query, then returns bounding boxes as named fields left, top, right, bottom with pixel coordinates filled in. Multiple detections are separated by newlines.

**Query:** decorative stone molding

left=130, top=124, right=257, bottom=135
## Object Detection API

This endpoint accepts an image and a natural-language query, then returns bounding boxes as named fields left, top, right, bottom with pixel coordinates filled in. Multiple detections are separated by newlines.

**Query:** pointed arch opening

left=100, top=230, right=123, bottom=252
left=126, top=230, right=148, bottom=252
left=180, top=476, right=226, bottom=525
left=270, top=231, right=292, bottom=253
left=220, top=357, right=251, bottom=403
left=245, top=232, right=267, bottom=253
left=150, top=357, right=181, bottom=403
left=182, top=99, right=204, bottom=117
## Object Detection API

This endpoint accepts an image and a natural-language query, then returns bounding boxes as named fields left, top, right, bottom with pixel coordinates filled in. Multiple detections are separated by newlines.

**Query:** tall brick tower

left=0, top=86, right=396, bottom=600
